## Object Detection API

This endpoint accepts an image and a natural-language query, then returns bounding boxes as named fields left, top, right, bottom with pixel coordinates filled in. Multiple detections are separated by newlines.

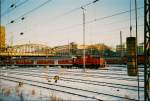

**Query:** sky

left=0, top=0, right=144, bottom=48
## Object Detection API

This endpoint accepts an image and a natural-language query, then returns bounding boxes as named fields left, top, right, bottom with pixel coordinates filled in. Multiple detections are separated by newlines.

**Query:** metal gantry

left=144, top=0, right=150, bottom=101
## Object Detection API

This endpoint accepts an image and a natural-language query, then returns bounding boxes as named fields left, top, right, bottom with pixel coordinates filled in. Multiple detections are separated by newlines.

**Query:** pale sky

left=1, top=0, right=144, bottom=48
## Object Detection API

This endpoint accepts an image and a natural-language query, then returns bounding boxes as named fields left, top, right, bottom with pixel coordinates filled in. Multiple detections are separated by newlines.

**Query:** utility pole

left=134, top=0, right=140, bottom=100
left=81, top=6, right=86, bottom=72
left=120, top=31, right=123, bottom=64
left=120, top=31, right=123, bottom=57
left=81, top=0, right=99, bottom=72
left=130, top=0, right=132, bottom=37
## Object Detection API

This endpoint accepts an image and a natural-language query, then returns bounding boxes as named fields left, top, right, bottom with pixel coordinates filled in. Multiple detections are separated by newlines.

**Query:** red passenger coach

left=16, top=60, right=33, bottom=65
left=57, top=58, right=73, bottom=68
left=37, top=60, right=54, bottom=65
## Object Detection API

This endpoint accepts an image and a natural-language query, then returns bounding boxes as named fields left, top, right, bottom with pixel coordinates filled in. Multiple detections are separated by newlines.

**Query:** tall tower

left=0, top=26, right=6, bottom=50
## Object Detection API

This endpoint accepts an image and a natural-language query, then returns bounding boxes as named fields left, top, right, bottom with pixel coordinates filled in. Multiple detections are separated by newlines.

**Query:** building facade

left=0, top=26, right=6, bottom=50
left=116, top=44, right=126, bottom=56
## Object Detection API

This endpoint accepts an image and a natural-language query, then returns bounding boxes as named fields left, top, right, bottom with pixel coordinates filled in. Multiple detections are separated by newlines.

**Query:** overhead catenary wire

left=5, top=1, right=143, bottom=34
left=2, top=0, right=144, bottom=35
left=47, top=27, right=144, bottom=48
left=49, top=0, right=97, bottom=21
left=52, top=24, right=144, bottom=40
left=38, top=24, right=143, bottom=44
left=5, top=0, right=100, bottom=40
left=22, top=9, right=143, bottom=37
left=64, top=7, right=143, bottom=32
left=52, top=0, right=99, bottom=20
left=1, top=0, right=29, bottom=17
left=3, top=0, right=144, bottom=46
left=96, top=24, right=143, bottom=34
left=6, top=0, right=53, bottom=25
left=87, top=6, right=143, bottom=24
left=5, top=0, right=100, bottom=25
left=5, top=5, right=144, bottom=47
left=48, top=7, right=144, bottom=33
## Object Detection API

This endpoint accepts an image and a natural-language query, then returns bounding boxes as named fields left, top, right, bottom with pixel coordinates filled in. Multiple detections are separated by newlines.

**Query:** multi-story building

left=138, top=43, right=144, bottom=55
left=0, top=26, right=6, bottom=50
left=116, top=44, right=126, bottom=56
left=53, top=42, right=77, bottom=56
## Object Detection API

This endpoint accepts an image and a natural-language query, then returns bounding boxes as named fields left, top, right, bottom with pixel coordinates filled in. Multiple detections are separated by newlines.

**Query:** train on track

left=105, top=55, right=144, bottom=64
left=1, top=55, right=144, bottom=68
left=2, top=55, right=106, bottom=69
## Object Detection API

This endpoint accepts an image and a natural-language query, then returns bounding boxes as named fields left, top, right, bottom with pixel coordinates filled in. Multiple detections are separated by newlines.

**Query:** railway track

left=5, top=69, right=144, bottom=82
left=0, top=76, right=101, bottom=101
left=15, top=66, right=144, bottom=76
left=0, top=75, right=138, bottom=101
left=28, top=68, right=144, bottom=76
left=15, top=66, right=144, bottom=77
left=1, top=70, right=144, bottom=91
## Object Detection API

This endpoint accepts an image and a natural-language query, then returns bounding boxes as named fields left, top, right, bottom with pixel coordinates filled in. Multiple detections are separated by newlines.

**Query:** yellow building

left=0, top=26, right=6, bottom=49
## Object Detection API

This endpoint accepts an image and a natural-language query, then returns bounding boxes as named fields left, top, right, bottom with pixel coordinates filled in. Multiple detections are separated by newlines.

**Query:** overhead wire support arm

left=81, top=0, right=99, bottom=8
left=93, top=0, right=99, bottom=3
